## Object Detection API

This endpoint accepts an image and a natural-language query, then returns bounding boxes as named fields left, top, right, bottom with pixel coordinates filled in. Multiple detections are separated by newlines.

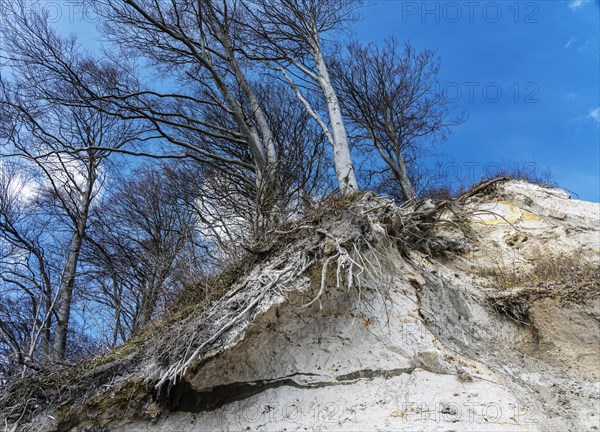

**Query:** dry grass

left=482, top=250, right=599, bottom=290
left=482, top=250, right=600, bottom=322
left=167, top=257, right=257, bottom=316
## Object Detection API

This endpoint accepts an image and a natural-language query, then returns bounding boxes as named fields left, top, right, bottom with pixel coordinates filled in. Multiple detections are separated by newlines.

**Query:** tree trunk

left=40, top=269, right=53, bottom=363
left=52, top=227, right=85, bottom=360
left=313, top=47, right=358, bottom=195
left=225, top=44, right=277, bottom=166
left=52, top=165, right=95, bottom=361
left=395, top=156, right=416, bottom=201
left=210, top=20, right=282, bottom=229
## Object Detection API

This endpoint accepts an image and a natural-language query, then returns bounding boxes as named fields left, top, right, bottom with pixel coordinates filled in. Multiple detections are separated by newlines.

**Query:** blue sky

left=355, top=0, right=600, bottom=200
left=45, top=0, right=600, bottom=201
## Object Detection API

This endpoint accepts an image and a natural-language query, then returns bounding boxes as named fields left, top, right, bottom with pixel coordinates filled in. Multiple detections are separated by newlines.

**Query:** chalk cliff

left=3, top=179, right=599, bottom=432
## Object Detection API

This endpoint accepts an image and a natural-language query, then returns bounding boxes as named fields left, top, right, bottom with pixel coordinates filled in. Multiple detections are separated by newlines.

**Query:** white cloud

left=564, top=36, right=577, bottom=49
left=569, top=0, right=592, bottom=10
left=589, top=108, right=600, bottom=125
left=0, top=161, right=37, bottom=204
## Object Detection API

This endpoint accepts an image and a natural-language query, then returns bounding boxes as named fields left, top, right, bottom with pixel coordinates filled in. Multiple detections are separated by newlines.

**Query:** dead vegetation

left=482, top=250, right=600, bottom=323
left=0, top=350, right=142, bottom=431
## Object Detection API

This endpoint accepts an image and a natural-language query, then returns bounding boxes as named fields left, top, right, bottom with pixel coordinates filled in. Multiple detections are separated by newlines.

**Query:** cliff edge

left=2, top=179, right=599, bottom=432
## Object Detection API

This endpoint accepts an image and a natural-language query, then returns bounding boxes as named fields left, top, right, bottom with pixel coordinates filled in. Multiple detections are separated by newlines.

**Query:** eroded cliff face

left=6, top=180, right=600, bottom=432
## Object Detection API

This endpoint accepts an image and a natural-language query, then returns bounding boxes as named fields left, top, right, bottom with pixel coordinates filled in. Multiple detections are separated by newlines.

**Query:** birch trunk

left=313, top=47, right=358, bottom=195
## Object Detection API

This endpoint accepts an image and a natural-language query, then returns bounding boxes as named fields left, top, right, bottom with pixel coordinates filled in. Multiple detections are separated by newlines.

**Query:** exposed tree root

left=1, top=191, right=478, bottom=430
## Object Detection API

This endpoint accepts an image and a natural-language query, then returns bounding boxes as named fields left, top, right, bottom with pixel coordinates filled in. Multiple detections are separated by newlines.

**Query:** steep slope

left=2, top=179, right=599, bottom=432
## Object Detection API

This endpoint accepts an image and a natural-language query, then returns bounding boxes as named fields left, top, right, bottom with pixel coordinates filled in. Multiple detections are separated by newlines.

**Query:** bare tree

left=0, top=4, right=142, bottom=361
left=92, top=0, right=284, bottom=222
left=81, top=164, right=203, bottom=341
left=0, top=163, right=55, bottom=374
left=78, top=0, right=345, bottom=233
left=166, top=80, right=334, bottom=259
left=333, top=37, right=465, bottom=201
left=240, top=0, right=361, bottom=194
